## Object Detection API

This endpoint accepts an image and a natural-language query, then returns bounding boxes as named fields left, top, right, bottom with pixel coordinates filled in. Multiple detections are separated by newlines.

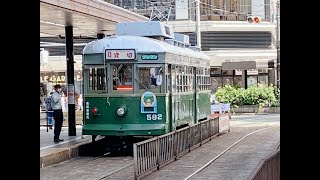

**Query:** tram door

left=167, top=64, right=173, bottom=132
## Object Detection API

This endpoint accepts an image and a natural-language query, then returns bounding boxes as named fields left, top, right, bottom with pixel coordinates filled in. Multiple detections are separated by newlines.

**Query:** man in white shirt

left=51, top=84, right=64, bottom=143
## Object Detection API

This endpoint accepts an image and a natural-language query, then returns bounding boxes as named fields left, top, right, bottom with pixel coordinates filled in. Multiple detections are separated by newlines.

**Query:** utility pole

left=195, top=0, right=201, bottom=49
left=276, top=0, right=280, bottom=88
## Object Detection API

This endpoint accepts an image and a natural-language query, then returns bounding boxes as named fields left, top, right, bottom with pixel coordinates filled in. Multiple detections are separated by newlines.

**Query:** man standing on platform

left=51, top=84, right=64, bottom=143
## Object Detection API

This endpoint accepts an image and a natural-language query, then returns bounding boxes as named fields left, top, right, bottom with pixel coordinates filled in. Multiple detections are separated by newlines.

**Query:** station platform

left=40, top=125, right=91, bottom=168
left=40, top=114, right=279, bottom=179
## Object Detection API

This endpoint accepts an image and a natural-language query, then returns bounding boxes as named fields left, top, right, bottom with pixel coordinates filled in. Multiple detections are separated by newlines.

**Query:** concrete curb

left=231, top=112, right=280, bottom=115
left=231, top=106, right=280, bottom=114
left=40, top=140, right=90, bottom=168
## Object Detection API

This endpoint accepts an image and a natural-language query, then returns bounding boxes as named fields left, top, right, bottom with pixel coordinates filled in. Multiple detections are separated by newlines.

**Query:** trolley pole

left=65, top=26, right=76, bottom=136
left=195, top=0, right=201, bottom=49
left=276, top=0, right=280, bottom=88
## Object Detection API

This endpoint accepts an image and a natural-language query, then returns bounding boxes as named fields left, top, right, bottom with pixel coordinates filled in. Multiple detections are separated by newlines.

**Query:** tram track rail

left=40, top=152, right=134, bottom=180
left=98, top=163, right=134, bottom=180
left=183, top=126, right=276, bottom=180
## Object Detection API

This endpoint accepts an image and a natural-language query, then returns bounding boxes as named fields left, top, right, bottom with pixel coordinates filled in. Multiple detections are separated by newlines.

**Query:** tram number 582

left=146, top=114, right=162, bottom=121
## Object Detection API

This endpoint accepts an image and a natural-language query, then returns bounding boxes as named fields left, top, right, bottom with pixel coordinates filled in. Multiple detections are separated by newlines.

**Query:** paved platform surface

left=40, top=111, right=83, bottom=126
left=40, top=126, right=87, bottom=149
left=40, top=126, right=91, bottom=168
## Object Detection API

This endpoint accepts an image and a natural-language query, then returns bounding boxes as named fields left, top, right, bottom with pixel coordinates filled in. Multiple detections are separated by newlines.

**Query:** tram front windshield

left=111, top=64, right=163, bottom=93
left=111, top=64, right=133, bottom=92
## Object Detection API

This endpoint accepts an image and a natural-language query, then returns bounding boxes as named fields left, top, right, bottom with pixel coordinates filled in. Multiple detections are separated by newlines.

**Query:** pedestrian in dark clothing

left=51, top=84, right=64, bottom=143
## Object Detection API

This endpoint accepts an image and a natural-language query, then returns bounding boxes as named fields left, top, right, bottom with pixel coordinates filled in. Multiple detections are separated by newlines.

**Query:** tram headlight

left=91, top=107, right=100, bottom=116
left=91, top=107, right=99, bottom=114
left=116, top=106, right=126, bottom=116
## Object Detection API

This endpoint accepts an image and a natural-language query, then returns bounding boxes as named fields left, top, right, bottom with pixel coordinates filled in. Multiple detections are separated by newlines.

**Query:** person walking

left=51, top=84, right=64, bottom=143
left=77, top=94, right=83, bottom=111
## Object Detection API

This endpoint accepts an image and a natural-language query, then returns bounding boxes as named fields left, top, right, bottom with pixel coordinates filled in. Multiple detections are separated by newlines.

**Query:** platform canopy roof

left=40, top=0, right=148, bottom=38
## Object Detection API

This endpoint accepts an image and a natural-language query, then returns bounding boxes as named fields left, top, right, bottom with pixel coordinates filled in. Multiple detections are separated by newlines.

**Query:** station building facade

left=40, top=55, right=83, bottom=110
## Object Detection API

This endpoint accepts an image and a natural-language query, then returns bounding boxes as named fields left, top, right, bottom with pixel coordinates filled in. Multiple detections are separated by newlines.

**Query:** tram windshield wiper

left=135, top=78, right=148, bottom=89
left=126, top=65, right=148, bottom=89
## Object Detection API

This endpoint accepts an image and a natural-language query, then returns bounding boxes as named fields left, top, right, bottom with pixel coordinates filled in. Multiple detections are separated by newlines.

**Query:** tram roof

left=83, top=35, right=210, bottom=61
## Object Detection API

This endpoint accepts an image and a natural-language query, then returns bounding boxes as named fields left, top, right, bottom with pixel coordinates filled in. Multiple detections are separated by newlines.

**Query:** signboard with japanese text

left=235, top=69, right=259, bottom=75
left=67, top=84, right=75, bottom=104
left=105, top=49, right=136, bottom=60
left=219, top=114, right=230, bottom=133
left=141, top=54, right=158, bottom=60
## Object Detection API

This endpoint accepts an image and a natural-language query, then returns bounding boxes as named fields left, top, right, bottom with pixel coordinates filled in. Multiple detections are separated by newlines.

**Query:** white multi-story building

left=103, top=0, right=277, bottom=22
left=41, top=0, right=279, bottom=94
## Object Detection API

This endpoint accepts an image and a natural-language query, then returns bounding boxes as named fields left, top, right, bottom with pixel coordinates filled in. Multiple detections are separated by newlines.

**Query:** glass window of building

left=234, top=76, right=242, bottom=88
left=223, top=77, right=233, bottom=86
left=210, top=77, right=222, bottom=93
left=222, top=70, right=233, bottom=76
left=40, top=72, right=71, bottom=97
left=247, top=76, right=257, bottom=87
left=258, top=75, right=268, bottom=86
left=210, top=67, right=221, bottom=76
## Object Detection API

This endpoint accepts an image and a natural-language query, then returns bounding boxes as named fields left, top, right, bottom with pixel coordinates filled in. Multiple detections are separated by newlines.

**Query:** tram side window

left=200, top=69, right=204, bottom=91
left=172, top=66, right=177, bottom=93
left=111, top=64, right=133, bottom=93
left=89, top=68, right=106, bottom=91
left=181, top=66, right=187, bottom=92
left=176, top=66, right=182, bottom=92
left=137, top=67, right=162, bottom=93
left=166, top=64, right=171, bottom=93
left=196, top=68, right=202, bottom=91
left=178, top=66, right=183, bottom=92
left=203, top=68, right=206, bottom=90
left=206, top=68, right=211, bottom=90
left=187, top=67, right=193, bottom=92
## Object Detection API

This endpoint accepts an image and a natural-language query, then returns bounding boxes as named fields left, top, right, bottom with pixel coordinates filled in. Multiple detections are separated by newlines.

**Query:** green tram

left=82, top=21, right=211, bottom=143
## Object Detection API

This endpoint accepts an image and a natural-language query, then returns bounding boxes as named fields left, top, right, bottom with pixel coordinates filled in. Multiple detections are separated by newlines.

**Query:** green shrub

left=215, top=85, right=280, bottom=108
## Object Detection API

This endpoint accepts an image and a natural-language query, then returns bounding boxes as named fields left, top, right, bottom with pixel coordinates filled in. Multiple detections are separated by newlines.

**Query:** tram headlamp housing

left=92, top=107, right=98, bottom=114
left=91, top=107, right=100, bottom=116
left=117, top=106, right=126, bottom=116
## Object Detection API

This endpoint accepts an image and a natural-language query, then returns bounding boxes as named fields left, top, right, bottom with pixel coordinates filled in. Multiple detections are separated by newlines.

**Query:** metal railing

left=133, top=117, right=219, bottom=180
left=250, top=147, right=280, bottom=180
